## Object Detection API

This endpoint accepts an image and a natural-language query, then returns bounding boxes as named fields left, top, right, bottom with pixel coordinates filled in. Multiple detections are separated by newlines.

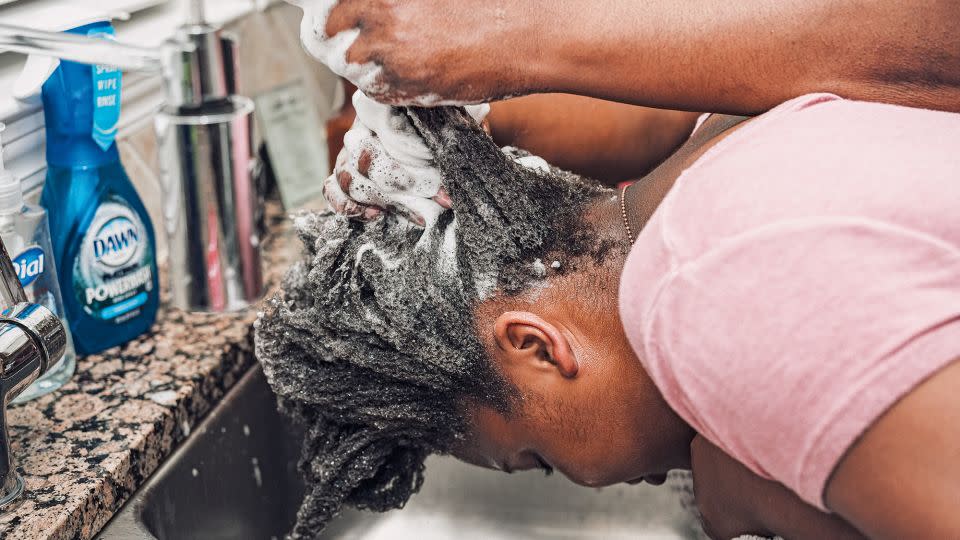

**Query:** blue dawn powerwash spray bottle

left=40, top=21, right=159, bottom=354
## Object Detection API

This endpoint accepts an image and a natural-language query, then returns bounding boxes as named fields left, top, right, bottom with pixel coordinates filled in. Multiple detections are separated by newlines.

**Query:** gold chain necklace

left=620, top=183, right=635, bottom=244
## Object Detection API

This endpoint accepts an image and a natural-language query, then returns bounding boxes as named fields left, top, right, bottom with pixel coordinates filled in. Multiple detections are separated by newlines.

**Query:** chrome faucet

left=0, top=23, right=169, bottom=72
left=0, top=237, right=67, bottom=508
left=0, top=0, right=264, bottom=312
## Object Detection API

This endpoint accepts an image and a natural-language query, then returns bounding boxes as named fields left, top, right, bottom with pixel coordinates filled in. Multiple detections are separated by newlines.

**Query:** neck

left=623, top=168, right=678, bottom=238
left=621, top=113, right=753, bottom=240
left=599, top=116, right=754, bottom=471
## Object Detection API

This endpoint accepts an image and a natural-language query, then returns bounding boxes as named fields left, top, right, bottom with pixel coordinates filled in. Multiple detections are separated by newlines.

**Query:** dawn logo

left=13, top=246, right=45, bottom=287
left=92, top=216, right=140, bottom=267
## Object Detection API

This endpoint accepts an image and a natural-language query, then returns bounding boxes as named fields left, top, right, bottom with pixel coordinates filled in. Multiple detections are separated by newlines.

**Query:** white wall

left=0, top=1, right=341, bottom=260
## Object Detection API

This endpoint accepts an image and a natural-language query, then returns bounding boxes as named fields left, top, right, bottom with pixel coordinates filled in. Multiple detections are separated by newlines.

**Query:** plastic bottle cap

left=0, top=124, right=23, bottom=215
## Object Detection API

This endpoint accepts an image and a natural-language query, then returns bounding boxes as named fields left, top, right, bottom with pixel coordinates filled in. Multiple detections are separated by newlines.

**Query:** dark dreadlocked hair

left=255, top=105, right=615, bottom=538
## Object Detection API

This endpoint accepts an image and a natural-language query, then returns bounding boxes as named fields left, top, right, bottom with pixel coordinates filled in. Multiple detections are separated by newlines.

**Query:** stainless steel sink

left=98, top=367, right=699, bottom=540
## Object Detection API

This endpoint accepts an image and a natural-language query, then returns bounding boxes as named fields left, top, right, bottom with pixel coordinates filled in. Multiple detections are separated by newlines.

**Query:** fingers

left=339, top=154, right=428, bottom=227
left=344, top=122, right=437, bottom=196
left=322, top=172, right=361, bottom=217
left=323, top=145, right=383, bottom=220
left=357, top=147, right=373, bottom=177
left=298, top=0, right=375, bottom=84
left=324, top=0, right=363, bottom=39
left=341, top=164, right=389, bottom=208
left=433, top=187, right=453, bottom=209
left=328, top=93, right=454, bottom=226
left=391, top=205, right=426, bottom=228
left=324, top=170, right=385, bottom=221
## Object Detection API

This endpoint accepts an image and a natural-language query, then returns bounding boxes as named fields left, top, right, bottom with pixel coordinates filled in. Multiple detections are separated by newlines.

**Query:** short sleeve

left=642, top=218, right=960, bottom=509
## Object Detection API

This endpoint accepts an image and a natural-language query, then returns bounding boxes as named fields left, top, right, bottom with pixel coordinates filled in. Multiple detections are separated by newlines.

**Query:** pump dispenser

left=0, top=124, right=76, bottom=401
left=0, top=127, right=18, bottom=211
left=155, top=0, right=262, bottom=311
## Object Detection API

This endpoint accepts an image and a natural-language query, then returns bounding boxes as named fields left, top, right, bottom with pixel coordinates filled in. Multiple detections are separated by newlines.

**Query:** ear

left=493, top=311, right=578, bottom=378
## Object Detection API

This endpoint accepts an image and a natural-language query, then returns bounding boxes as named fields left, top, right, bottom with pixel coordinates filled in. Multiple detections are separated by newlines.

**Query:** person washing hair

left=262, top=2, right=960, bottom=539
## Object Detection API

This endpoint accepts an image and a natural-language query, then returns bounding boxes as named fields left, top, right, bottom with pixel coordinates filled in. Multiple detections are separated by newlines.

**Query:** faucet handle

left=0, top=303, right=67, bottom=382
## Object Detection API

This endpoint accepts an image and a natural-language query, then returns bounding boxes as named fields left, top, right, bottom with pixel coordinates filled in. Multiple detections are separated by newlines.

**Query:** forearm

left=825, top=359, right=960, bottom=540
left=692, top=436, right=866, bottom=540
left=752, top=482, right=866, bottom=540
left=487, top=94, right=699, bottom=185
left=527, top=0, right=960, bottom=114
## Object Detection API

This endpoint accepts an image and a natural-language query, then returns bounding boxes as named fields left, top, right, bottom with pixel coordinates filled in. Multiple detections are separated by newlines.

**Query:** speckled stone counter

left=0, top=210, right=297, bottom=540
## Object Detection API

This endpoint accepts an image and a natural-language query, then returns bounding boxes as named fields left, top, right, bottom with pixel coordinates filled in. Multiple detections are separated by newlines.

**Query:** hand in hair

left=324, top=91, right=487, bottom=226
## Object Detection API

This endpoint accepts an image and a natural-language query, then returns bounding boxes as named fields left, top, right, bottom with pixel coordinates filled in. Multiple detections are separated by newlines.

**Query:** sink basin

left=98, top=367, right=699, bottom=540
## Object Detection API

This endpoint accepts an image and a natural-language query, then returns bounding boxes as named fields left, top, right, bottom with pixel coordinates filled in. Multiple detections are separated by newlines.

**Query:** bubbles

left=297, top=1, right=385, bottom=99
left=512, top=153, right=551, bottom=173
left=347, top=92, right=446, bottom=227
left=532, top=258, right=546, bottom=277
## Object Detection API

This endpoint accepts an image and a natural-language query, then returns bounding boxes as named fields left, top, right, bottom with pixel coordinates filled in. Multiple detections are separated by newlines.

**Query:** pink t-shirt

left=619, top=93, right=960, bottom=509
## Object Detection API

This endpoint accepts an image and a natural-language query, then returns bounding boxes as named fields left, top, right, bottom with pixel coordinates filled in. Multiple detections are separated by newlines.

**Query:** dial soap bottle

left=0, top=124, right=77, bottom=402
left=40, top=21, right=159, bottom=354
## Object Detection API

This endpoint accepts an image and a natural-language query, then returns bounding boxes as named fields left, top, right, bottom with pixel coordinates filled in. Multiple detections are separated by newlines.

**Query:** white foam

left=532, top=258, right=546, bottom=277
left=513, top=154, right=551, bottom=173
left=475, top=272, right=498, bottom=300
left=465, top=104, right=491, bottom=122
left=295, top=1, right=384, bottom=94
left=355, top=241, right=405, bottom=271
left=353, top=92, right=434, bottom=164
left=346, top=91, right=486, bottom=231
left=437, top=218, right=459, bottom=274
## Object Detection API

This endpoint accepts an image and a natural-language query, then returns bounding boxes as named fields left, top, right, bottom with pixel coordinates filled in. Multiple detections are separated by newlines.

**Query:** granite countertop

left=0, top=209, right=297, bottom=540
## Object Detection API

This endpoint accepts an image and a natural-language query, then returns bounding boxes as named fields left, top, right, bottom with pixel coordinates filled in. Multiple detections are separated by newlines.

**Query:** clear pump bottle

left=0, top=124, right=77, bottom=402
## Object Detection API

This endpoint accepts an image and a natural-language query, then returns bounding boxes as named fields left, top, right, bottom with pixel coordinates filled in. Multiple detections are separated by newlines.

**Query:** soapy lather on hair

left=330, top=92, right=556, bottom=230
left=326, top=90, right=488, bottom=227
left=256, top=105, right=609, bottom=538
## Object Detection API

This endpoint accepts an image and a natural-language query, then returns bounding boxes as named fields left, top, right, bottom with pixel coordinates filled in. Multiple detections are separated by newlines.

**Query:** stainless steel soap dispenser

left=156, top=0, right=264, bottom=312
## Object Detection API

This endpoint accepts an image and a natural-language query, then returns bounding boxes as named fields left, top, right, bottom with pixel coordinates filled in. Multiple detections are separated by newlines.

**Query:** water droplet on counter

left=251, top=457, right=263, bottom=488
left=146, top=390, right=177, bottom=406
